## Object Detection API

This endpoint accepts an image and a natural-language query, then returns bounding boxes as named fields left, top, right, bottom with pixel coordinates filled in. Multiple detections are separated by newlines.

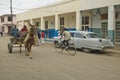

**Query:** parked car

left=54, top=31, right=114, bottom=52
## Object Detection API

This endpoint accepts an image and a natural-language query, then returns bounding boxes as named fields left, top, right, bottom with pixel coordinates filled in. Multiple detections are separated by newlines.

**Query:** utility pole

left=10, top=0, right=13, bottom=27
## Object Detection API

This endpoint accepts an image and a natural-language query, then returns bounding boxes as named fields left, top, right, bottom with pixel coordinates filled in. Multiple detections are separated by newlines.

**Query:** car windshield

left=86, top=33, right=99, bottom=38
left=70, top=33, right=74, bottom=37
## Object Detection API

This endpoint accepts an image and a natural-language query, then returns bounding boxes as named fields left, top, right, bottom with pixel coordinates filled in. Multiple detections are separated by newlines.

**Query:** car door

left=77, top=33, right=87, bottom=48
left=70, top=32, right=78, bottom=46
left=73, top=33, right=86, bottom=49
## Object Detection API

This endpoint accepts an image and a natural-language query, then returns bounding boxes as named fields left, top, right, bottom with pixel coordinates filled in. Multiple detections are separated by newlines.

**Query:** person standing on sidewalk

left=41, top=31, right=45, bottom=45
left=0, top=27, right=3, bottom=37
left=37, top=28, right=41, bottom=46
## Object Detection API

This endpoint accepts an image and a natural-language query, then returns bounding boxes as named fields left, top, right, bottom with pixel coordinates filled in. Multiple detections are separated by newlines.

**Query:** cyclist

left=61, top=28, right=71, bottom=49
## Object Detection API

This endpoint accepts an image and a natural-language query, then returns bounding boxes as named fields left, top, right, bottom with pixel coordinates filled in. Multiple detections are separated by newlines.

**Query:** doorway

left=45, top=21, right=48, bottom=38
left=60, top=17, right=64, bottom=34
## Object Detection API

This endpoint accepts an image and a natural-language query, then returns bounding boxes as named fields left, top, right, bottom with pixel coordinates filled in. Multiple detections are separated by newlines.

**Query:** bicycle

left=54, top=39, right=76, bottom=56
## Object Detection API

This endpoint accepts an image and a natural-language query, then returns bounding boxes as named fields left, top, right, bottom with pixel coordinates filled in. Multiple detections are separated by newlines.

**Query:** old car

left=54, top=31, right=114, bottom=52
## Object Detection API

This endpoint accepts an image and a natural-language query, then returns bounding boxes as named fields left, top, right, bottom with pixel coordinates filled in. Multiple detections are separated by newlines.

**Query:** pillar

left=41, top=17, right=45, bottom=30
left=108, top=5, right=115, bottom=41
left=55, top=14, right=59, bottom=36
left=76, top=11, right=82, bottom=31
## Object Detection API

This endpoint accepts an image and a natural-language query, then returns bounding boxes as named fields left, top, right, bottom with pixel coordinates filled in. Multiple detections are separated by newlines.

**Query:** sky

left=0, top=0, right=61, bottom=16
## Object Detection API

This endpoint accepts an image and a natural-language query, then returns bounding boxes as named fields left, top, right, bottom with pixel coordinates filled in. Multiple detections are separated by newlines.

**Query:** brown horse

left=24, top=25, right=36, bottom=59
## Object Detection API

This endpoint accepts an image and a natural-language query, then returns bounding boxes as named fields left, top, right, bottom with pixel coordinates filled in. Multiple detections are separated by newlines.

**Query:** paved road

left=0, top=36, right=120, bottom=80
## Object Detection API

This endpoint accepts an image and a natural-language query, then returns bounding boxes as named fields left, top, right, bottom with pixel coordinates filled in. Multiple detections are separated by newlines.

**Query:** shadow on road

left=77, top=49, right=120, bottom=57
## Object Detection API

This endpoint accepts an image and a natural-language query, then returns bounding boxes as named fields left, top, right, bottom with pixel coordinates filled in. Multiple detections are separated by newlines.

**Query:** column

left=21, top=21, right=25, bottom=27
left=76, top=11, right=82, bottom=31
left=30, top=19, right=34, bottom=25
left=41, top=17, right=45, bottom=30
left=108, top=5, right=115, bottom=41
left=17, top=21, right=21, bottom=30
left=55, top=14, right=59, bottom=36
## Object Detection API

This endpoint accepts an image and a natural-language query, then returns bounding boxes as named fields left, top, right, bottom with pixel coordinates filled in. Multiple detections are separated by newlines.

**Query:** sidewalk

left=45, top=38, right=54, bottom=42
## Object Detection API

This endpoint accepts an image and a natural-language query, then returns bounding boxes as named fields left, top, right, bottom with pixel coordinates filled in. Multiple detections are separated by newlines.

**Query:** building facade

left=0, top=14, right=16, bottom=34
left=16, top=0, right=120, bottom=44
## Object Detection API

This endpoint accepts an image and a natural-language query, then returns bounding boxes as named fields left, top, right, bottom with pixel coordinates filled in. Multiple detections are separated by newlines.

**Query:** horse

left=24, top=25, right=37, bottom=59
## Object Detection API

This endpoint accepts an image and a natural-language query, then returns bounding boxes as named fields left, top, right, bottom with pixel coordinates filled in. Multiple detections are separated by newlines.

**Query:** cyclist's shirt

left=62, top=31, right=71, bottom=40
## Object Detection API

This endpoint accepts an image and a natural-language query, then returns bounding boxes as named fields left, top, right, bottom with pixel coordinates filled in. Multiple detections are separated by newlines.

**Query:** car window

left=86, top=33, right=99, bottom=38
left=75, top=33, right=85, bottom=38
left=75, top=33, right=79, bottom=38
left=70, top=33, right=74, bottom=37
left=79, top=34, right=86, bottom=38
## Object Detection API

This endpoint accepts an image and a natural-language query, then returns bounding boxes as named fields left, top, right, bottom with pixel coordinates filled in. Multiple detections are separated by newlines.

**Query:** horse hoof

left=30, top=57, right=32, bottom=59
left=25, top=54, right=29, bottom=56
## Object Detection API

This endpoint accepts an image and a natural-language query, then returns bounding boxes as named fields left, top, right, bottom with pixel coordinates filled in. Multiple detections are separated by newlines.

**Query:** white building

left=16, top=0, right=120, bottom=44
left=0, top=14, right=16, bottom=34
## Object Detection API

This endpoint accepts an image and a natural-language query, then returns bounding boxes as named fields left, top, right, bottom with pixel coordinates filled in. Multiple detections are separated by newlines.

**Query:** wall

left=79, top=0, right=120, bottom=10
left=16, top=0, right=80, bottom=21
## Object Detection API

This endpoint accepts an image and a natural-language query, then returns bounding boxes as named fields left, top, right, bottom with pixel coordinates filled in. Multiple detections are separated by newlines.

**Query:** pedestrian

left=0, top=27, right=3, bottom=37
left=37, top=28, right=41, bottom=46
left=41, top=31, right=45, bottom=45
left=2, top=26, right=4, bottom=36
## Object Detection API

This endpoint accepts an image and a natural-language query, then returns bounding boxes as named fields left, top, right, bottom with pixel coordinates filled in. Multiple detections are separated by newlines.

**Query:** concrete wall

left=59, top=12, right=76, bottom=28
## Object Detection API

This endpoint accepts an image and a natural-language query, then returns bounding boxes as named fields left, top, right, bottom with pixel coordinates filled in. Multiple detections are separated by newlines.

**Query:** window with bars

left=101, top=22, right=108, bottom=38
left=60, top=17, right=64, bottom=33
left=82, top=16, right=89, bottom=31
left=115, top=21, right=120, bottom=43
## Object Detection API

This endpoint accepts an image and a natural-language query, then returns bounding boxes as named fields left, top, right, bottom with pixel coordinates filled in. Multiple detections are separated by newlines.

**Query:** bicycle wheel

left=67, top=43, right=76, bottom=56
left=55, top=42, right=63, bottom=53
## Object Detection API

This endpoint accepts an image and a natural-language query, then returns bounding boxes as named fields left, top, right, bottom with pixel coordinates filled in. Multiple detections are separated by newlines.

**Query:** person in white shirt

left=61, top=28, right=71, bottom=47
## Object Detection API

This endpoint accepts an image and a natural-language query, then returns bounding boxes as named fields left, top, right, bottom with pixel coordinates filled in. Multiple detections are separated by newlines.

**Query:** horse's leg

left=28, top=44, right=32, bottom=59
left=24, top=43, right=29, bottom=56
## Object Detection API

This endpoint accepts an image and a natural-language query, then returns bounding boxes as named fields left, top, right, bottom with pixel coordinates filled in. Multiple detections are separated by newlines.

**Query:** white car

left=54, top=31, right=114, bottom=52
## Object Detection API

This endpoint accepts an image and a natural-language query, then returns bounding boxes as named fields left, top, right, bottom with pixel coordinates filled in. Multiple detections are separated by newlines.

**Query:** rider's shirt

left=21, top=27, right=28, bottom=32
left=62, top=31, right=71, bottom=40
